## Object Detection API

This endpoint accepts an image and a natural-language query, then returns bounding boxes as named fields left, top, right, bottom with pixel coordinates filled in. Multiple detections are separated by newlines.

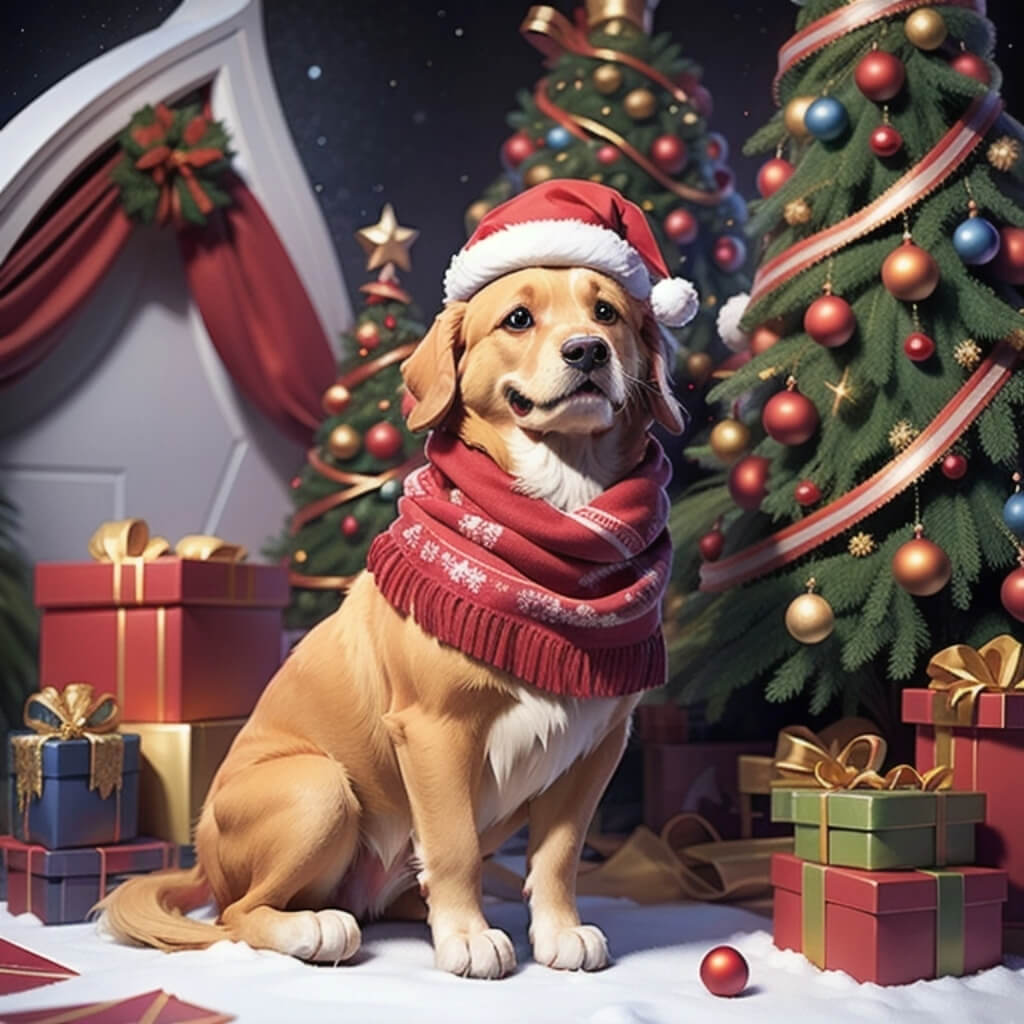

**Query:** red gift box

left=772, top=852, right=1005, bottom=985
left=0, top=937, right=77, bottom=996
left=903, top=684, right=1024, bottom=928
left=36, top=557, right=287, bottom=722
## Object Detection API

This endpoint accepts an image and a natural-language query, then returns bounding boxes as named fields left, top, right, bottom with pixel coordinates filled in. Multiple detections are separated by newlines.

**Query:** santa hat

left=444, top=180, right=699, bottom=328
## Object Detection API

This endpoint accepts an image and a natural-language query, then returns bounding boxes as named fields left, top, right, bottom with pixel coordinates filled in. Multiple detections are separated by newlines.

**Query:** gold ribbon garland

left=12, top=684, right=124, bottom=815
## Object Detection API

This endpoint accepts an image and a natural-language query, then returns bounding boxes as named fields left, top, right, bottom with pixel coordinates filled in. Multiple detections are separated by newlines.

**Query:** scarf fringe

left=369, top=535, right=666, bottom=699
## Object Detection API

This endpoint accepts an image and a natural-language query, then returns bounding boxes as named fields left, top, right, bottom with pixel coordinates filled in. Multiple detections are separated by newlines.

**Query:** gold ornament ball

left=624, top=87, right=658, bottom=120
left=785, top=592, right=836, bottom=644
left=322, top=383, right=351, bottom=415
left=784, top=199, right=813, bottom=226
left=784, top=96, right=816, bottom=139
left=904, top=8, right=948, bottom=50
left=327, top=424, right=362, bottom=461
left=523, top=163, right=554, bottom=187
left=710, top=418, right=751, bottom=464
left=466, top=200, right=491, bottom=227
left=881, top=242, right=940, bottom=302
left=593, top=63, right=624, bottom=95
left=892, top=536, right=951, bottom=596
left=355, top=320, right=381, bottom=348
left=685, top=351, right=714, bottom=385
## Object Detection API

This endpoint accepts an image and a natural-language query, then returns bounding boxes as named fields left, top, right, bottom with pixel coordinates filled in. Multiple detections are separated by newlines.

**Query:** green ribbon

left=921, top=870, right=966, bottom=977
left=801, top=862, right=827, bottom=969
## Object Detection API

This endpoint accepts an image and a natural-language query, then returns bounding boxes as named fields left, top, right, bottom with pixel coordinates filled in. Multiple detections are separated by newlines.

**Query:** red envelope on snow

left=0, top=988, right=234, bottom=1023
left=0, top=937, right=77, bottom=995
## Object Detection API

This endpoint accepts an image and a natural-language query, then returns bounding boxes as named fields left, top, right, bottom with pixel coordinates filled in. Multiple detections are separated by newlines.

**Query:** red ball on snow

left=596, top=144, right=620, bottom=165
left=712, top=236, right=747, bottom=273
left=870, top=123, right=904, bottom=158
left=991, top=226, right=1024, bottom=285
left=951, top=52, right=992, bottom=85
left=502, top=132, right=534, bottom=168
left=729, top=456, right=771, bottom=511
left=763, top=388, right=819, bottom=445
left=903, top=332, right=936, bottom=362
left=700, top=945, right=749, bottom=998
left=650, top=134, right=688, bottom=174
left=698, top=529, right=726, bottom=562
left=804, top=294, right=856, bottom=348
left=855, top=51, right=907, bottom=101
left=365, top=421, right=404, bottom=460
left=756, top=157, right=795, bottom=198
left=795, top=480, right=822, bottom=506
left=941, top=453, right=968, bottom=479
left=1002, top=567, right=1024, bottom=622
left=664, top=207, right=699, bottom=245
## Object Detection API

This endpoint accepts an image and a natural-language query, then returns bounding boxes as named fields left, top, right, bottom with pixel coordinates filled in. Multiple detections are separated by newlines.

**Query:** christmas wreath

left=111, top=101, right=233, bottom=226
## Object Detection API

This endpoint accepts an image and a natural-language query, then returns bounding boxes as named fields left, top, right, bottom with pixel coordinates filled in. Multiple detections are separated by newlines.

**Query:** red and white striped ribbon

left=773, top=0, right=988, bottom=102
left=749, top=91, right=1002, bottom=306
left=700, top=340, right=1020, bottom=592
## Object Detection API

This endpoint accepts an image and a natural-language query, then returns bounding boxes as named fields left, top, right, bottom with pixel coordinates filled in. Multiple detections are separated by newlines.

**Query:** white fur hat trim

left=717, top=292, right=751, bottom=352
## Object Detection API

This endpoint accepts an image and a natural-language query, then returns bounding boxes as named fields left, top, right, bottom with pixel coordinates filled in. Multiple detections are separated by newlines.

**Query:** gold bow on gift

left=89, top=518, right=248, bottom=564
left=772, top=724, right=888, bottom=789
left=814, top=761, right=954, bottom=792
left=12, top=684, right=124, bottom=813
left=927, top=634, right=1024, bottom=723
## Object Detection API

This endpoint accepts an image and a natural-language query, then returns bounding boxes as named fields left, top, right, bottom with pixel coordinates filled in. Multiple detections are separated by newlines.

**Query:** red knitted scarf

left=366, top=431, right=673, bottom=699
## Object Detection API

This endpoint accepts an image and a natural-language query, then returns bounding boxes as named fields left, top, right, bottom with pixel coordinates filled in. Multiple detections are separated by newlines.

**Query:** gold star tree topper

left=356, top=204, right=419, bottom=272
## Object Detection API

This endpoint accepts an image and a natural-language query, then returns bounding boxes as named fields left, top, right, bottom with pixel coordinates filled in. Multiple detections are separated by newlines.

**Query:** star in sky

left=355, top=203, right=419, bottom=272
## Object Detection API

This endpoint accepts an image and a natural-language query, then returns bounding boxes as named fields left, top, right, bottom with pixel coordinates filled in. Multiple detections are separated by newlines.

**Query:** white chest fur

left=477, top=687, right=624, bottom=832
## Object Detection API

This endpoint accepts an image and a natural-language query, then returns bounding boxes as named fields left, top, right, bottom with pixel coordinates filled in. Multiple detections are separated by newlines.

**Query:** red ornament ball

left=763, top=387, right=819, bottom=445
left=1001, top=566, right=1024, bottom=622
left=341, top=515, right=360, bottom=538
left=365, top=421, right=404, bottom=460
left=712, top=236, right=747, bottom=273
left=870, top=123, right=904, bottom=158
left=855, top=50, right=907, bottom=101
left=700, top=945, right=749, bottom=998
left=751, top=321, right=783, bottom=355
left=882, top=241, right=940, bottom=302
left=729, top=456, right=771, bottom=511
left=596, top=144, right=620, bottom=165
left=903, top=332, right=935, bottom=362
left=355, top=320, right=381, bottom=350
left=951, top=52, right=991, bottom=84
left=892, top=536, right=951, bottom=596
left=992, top=226, right=1024, bottom=285
left=692, top=84, right=714, bottom=118
left=795, top=480, right=822, bottom=506
left=502, top=132, right=534, bottom=168
left=664, top=207, right=699, bottom=245
left=804, top=294, right=856, bottom=348
left=714, top=167, right=734, bottom=193
left=384, top=314, right=397, bottom=329
left=756, top=157, right=795, bottom=198
left=290, top=476, right=301, bottom=489
left=706, top=132, right=728, bottom=162
left=699, top=529, right=725, bottom=562
left=650, top=134, right=688, bottom=174
left=941, top=452, right=968, bottom=479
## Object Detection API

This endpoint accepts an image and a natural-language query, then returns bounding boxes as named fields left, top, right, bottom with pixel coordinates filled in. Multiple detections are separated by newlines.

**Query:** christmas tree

left=468, top=0, right=750, bottom=373
left=667, top=1, right=1024, bottom=737
left=267, top=206, right=427, bottom=630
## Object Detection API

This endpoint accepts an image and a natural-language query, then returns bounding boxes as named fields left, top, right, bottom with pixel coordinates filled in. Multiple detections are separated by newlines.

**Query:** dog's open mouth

left=506, top=381, right=605, bottom=417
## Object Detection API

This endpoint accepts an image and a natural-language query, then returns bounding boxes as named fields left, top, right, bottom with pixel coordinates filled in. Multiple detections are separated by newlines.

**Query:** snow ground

left=1, top=893, right=1022, bottom=1023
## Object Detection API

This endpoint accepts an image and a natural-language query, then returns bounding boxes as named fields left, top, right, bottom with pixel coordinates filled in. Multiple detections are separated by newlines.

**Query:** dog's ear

left=641, top=315, right=687, bottom=435
left=401, top=303, right=467, bottom=433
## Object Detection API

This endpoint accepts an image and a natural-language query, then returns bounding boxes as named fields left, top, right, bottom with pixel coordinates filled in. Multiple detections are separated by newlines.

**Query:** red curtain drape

left=0, top=154, right=335, bottom=446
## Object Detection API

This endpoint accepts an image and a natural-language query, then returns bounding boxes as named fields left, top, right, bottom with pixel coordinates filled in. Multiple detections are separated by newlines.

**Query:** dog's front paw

left=434, top=927, right=517, bottom=979
left=531, top=923, right=609, bottom=971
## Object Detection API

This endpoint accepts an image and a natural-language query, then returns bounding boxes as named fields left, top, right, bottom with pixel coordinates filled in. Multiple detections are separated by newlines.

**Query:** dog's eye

left=503, top=307, right=534, bottom=331
left=594, top=300, right=618, bottom=324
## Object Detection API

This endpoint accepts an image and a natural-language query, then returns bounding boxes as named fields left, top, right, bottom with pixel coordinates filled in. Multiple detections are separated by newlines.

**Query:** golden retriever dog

left=102, top=182, right=693, bottom=979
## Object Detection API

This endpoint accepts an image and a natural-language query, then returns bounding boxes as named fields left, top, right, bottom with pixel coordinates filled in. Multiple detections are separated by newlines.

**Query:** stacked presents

left=3, top=518, right=288, bottom=922
left=768, top=637, right=1023, bottom=986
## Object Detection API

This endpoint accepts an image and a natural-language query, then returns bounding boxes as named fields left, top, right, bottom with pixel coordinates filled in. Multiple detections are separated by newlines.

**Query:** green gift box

left=771, top=788, right=984, bottom=870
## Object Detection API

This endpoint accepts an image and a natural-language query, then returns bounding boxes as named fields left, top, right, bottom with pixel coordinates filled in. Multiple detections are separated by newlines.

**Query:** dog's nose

left=560, top=336, right=609, bottom=375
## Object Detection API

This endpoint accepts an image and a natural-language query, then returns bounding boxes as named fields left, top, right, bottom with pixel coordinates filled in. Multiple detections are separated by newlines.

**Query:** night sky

left=2, top=1, right=1023, bottom=312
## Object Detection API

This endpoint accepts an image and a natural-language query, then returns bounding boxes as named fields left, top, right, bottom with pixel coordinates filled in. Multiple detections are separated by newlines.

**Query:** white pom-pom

left=651, top=277, right=699, bottom=328
left=717, top=292, right=751, bottom=352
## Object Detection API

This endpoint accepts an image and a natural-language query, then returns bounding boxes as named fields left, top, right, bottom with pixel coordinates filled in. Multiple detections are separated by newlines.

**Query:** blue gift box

left=7, top=733, right=140, bottom=849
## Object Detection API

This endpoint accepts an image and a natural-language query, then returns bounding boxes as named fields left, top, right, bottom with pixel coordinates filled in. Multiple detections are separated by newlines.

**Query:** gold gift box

left=127, top=719, right=245, bottom=845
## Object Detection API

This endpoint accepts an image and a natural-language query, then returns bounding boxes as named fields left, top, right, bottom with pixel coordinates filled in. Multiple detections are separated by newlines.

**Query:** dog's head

left=401, top=266, right=685, bottom=453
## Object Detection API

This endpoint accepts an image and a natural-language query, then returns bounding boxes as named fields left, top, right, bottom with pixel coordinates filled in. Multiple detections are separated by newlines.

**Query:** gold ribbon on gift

left=772, top=724, right=888, bottom=789
left=12, top=684, right=124, bottom=828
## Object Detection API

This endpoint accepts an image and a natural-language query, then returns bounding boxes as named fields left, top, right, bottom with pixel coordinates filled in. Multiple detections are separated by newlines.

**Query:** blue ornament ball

left=379, top=479, right=402, bottom=502
left=953, top=216, right=1001, bottom=265
left=1004, top=493, right=1024, bottom=538
left=546, top=126, right=572, bottom=150
left=804, top=97, right=849, bottom=141
left=724, top=192, right=749, bottom=225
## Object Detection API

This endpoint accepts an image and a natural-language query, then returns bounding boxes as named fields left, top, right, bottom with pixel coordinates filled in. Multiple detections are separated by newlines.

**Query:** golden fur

left=100, top=267, right=681, bottom=978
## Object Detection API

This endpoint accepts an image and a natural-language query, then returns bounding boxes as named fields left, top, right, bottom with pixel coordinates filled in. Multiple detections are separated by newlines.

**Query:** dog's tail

left=97, top=865, right=229, bottom=951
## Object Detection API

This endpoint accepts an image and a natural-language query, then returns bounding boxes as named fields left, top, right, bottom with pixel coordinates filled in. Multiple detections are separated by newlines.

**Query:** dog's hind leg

left=197, top=753, right=363, bottom=963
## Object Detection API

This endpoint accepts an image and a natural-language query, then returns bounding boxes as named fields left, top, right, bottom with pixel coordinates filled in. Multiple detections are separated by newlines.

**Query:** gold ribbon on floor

left=12, top=684, right=124, bottom=814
